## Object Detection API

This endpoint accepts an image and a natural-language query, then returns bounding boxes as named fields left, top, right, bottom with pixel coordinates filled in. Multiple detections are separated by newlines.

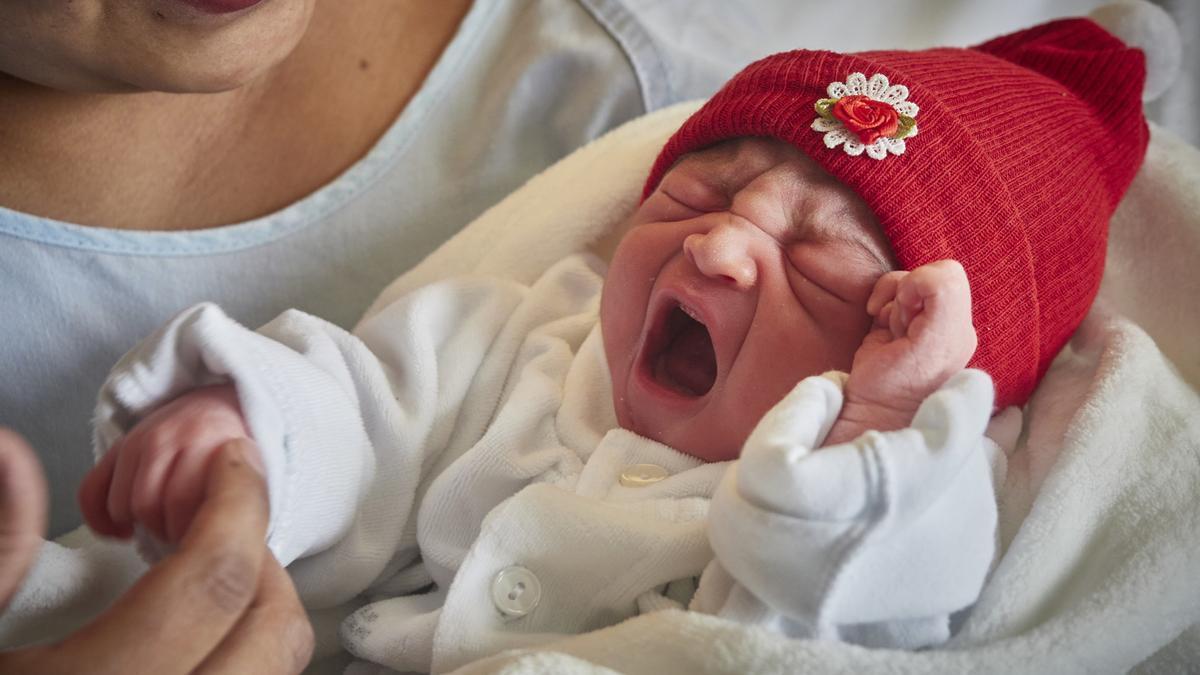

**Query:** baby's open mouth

left=649, top=304, right=717, bottom=397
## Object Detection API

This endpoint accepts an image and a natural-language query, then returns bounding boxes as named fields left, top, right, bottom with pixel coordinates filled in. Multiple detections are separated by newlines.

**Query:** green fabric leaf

left=892, top=115, right=916, bottom=140
left=814, top=98, right=838, bottom=120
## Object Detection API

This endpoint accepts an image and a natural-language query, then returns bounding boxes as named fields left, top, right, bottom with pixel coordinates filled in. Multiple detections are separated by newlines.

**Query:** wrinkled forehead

left=662, top=136, right=865, bottom=214
left=660, top=137, right=892, bottom=262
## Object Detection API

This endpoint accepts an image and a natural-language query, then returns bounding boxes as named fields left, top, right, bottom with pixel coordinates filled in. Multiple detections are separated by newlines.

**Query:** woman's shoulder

left=579, top=0, right=816, bottom=107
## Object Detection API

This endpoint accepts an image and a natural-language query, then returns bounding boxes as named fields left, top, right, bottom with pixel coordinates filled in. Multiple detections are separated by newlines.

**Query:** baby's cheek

left=724, top=353, right=803, bottom=422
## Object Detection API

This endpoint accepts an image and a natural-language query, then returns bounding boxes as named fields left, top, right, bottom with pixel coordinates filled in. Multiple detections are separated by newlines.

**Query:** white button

left=491, top=566, right=541, bottom=619
left=619, top=463, right=669, bottom=487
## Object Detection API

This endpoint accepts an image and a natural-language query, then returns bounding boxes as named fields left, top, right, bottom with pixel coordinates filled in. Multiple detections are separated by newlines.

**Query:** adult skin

left=0, top=0, right=472, bottom=231
left=0, top=430, right=313, bottom=673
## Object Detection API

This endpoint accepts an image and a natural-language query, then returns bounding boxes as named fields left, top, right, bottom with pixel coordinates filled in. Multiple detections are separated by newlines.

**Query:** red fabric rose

left=832, top=95, right=900, bottom=144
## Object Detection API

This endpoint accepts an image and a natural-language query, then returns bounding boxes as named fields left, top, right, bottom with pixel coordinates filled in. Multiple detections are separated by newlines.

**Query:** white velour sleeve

left=699, top=369, right=998, bottom=649
left=93, top=277, right=527, bottom=605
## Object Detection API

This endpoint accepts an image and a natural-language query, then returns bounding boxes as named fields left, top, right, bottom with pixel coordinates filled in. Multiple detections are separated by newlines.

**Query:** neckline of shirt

left=0, top=0, right=500, bottom=258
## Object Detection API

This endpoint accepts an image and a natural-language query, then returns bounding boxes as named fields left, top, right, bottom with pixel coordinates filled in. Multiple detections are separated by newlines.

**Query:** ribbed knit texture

left=643, top=18, right=1149, bottom=409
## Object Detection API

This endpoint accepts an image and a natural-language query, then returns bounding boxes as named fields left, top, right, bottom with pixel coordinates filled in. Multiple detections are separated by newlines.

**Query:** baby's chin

left=675, top=440, right=742, bottom=463
left=623, top=415, right=747, bottom=464
left=611, top=366, right=777, bottom=464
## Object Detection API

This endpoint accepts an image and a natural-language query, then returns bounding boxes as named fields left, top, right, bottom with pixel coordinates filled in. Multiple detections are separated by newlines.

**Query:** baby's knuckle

left=117, top=433, right=145, bottom=459
left=131, top=495, right=156, bottom=523
left=139, top=426, right=177, bottom=453
left=163, top=487, right=190, bottom=513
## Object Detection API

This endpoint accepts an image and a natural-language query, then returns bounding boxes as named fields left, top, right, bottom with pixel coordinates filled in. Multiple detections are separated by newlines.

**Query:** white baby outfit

left=93, top=254, right=999, bottom=673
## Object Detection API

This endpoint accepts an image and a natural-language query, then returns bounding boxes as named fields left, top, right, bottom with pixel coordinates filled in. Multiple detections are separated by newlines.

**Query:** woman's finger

left=195, top=554, right=313, bottom=675
left=0, top=428, right=47, bottom=613
left=48, top=440, right=271, bottom=675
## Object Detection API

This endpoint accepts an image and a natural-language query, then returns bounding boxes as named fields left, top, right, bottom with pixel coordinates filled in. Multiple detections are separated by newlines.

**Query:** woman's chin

left=0, top=0, right=313, bottom=95
left=118, top=58, right=282, bottom=94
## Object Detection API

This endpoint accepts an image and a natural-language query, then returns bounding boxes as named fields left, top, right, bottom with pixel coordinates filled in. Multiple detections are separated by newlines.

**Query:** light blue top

left=1, top=0, right=1110, bottom=535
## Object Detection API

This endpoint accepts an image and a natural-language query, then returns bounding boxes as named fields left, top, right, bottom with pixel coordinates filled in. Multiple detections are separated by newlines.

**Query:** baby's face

left=601, top=137, right=894, bottom=462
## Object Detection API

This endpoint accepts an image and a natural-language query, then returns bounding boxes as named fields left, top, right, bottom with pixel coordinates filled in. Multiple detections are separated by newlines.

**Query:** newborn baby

left=76, top=14, right=1147, bottom=673
left=83, top=136, right=975, bottom=542
left=81, top=138, right=988, bottom=669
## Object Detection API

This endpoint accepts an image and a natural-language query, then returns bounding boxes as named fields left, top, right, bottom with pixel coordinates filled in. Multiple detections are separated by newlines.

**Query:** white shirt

left=94, top=255, right=999, bottom=672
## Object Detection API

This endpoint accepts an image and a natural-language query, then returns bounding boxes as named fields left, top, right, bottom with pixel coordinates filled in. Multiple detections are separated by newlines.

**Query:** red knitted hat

left=643, top=18, right=1149, bottom=409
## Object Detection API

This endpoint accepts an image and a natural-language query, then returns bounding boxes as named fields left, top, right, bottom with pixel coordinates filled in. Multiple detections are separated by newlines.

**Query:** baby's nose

left=683, top=225, right=758, bottom=290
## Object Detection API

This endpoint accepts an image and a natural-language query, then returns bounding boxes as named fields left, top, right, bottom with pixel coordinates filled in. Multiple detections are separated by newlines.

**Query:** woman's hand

left=0, top=429, right=312, bottom=674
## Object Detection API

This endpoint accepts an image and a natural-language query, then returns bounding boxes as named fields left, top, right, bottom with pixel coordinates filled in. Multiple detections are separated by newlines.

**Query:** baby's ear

left=1089, top=0, right=1182, bottom=101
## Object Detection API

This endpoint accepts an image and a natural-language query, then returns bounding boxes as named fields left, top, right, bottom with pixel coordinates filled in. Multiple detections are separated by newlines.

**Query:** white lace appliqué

left=811, top=72, right=919, bottom=160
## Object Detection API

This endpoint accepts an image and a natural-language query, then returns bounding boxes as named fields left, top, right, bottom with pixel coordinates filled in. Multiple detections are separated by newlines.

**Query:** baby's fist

left=844, top=261, right=977, bottom=425
left=79, top=384, right=256, bottom=544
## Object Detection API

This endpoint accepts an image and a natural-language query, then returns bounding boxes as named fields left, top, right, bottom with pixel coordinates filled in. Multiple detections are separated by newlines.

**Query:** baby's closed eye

left=659, top=171, right=729, bottom=212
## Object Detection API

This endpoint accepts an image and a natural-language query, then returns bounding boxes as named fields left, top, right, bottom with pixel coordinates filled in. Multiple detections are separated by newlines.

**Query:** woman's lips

left=179, top=0, right=265, bottom=14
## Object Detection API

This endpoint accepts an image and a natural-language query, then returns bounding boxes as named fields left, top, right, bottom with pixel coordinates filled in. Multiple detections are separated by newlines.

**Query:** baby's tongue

left=662, top=320, right=716, bottom=395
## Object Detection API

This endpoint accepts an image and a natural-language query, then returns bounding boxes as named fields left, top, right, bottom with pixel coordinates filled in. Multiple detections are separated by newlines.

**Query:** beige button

left=491, top=566, right=541, bottom=619
left=619, top=463, right=669, bottom=487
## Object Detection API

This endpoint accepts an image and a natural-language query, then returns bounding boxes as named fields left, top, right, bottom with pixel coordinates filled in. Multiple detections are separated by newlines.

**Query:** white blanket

left=368, top=103, right=1200, bottom=674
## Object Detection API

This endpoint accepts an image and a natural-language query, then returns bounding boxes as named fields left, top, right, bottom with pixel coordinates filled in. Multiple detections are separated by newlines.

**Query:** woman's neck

left=0, top=0, right=471, bottom=231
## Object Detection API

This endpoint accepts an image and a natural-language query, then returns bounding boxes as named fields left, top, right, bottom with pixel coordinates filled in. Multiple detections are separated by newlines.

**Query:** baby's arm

left=79, top=256, right=602, bottom=607
left=699, top=263, right=991, bottom=646
left=80, top=274, right=531, bottom=597
left=824, top=260, right=977, bottom=446
left=698, top=367, right=998, bottom=648
left=79, top=302, right=408, bottom=581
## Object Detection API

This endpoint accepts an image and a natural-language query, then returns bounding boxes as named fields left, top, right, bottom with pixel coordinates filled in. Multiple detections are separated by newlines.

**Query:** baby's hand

left=79, top=384, right=258, bottom=543
left=825, top=260, right=976, bottom=445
